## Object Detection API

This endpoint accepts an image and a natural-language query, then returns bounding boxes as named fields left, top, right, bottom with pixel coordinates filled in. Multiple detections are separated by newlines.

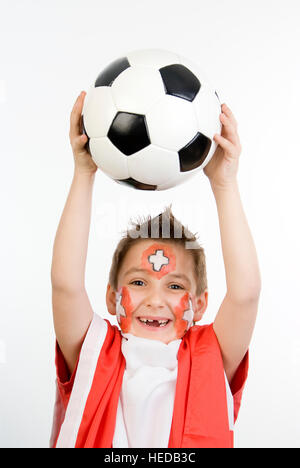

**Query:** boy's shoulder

left=189, top=322, right=214, bottom=336
left=184, top=322, right=217, bottom=348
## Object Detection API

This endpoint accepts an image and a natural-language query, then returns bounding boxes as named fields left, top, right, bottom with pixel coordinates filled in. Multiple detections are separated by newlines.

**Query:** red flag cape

left=51, top=314, right=248, bottom=448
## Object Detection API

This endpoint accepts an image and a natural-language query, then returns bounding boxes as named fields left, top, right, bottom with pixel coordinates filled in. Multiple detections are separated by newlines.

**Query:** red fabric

left=53, top=320, right=248, bottom=448
left=231, top=351, right=249, bottom=423
left=75, top=321, right=125, bottom=448
left=50, top=341, right=79, bottom=448
left=55, top=341, right=78, bottom=408
left=169, top=324, right=249, bottom=448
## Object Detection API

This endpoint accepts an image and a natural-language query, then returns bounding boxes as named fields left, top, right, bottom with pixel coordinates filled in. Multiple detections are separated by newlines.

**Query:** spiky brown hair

left=108, top=204, right=207, bottom=296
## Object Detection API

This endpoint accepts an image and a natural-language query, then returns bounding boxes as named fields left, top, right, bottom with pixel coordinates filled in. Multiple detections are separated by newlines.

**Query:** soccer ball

left=82, top=49, right=221, bottom=191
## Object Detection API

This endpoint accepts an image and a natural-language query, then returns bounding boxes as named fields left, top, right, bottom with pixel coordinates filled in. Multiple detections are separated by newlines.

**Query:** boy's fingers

left=221, top=103, right=238, bottom=128
left=220, top=113, right=240, bottom=146
left=70, top=92, right=86, bottom=139
left=214, top=133, right=235, bottom=154
left=72, top=133, right=88, bottom=152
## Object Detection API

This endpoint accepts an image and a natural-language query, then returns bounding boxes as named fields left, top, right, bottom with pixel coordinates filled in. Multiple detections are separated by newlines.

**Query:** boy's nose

left=145, top=290, right=165, bottom=309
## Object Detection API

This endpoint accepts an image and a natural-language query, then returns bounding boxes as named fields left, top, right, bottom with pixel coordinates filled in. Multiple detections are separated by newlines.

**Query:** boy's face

left=106, top=240, right=208, bottom=343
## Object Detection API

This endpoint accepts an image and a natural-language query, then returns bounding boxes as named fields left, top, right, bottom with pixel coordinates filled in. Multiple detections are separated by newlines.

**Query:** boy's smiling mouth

left=136, top=316, right=172, bottom=330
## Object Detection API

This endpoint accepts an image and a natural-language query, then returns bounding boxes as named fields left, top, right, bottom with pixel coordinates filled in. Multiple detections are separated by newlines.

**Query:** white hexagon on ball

left=146, top=95, right=198, bottom=152
left=82, top=87, right=117, bottom=138
left=127, top=145, right=180, bottom=186
left=89, top=137, right=129, bottom=180
left=111, top=66, right=165, bottom=115
left=193, top=82, right=221, bottom=140
left=127, top=49, right=180, bottom=69
left=157, top=172, right=197, bottom=191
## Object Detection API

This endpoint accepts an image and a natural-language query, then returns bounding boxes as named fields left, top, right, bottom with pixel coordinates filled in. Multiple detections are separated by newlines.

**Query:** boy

left=50, top=91, right=261, bottom=448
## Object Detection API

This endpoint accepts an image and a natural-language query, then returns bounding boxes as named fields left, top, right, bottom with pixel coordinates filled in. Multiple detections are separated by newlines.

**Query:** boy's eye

left=130, top=280, right=145, bottom=286
left=169, top=284, right=183, bottom=290
left=130, top=281, right=184, bottom=289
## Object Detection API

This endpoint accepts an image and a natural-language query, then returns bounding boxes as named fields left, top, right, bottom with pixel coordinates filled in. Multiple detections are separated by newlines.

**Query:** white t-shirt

left=112, top=333, right=182, bottom=448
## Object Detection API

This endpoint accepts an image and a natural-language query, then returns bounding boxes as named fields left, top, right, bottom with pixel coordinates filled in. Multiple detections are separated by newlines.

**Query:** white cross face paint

left=115, top=288, right=125, bottom=325
left=148, top=249, right=169, bottom=272
left=141, top=242, right=176, bottom=280
left=182, top=297, right=194, bottom=331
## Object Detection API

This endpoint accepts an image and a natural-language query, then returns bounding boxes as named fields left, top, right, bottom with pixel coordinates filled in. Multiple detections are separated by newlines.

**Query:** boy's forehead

left=121, top=239, right=193, bottom=275
left=127, top=239, right=183, bottom=257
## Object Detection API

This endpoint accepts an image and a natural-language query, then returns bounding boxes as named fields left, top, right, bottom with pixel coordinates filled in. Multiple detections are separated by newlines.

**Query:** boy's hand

left=69, top=91, right=98, bottom=175
left=203, top=104, right=242, bottom=190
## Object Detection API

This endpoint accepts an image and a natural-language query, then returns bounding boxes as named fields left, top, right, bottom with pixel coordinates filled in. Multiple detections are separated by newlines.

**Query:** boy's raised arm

left=51, top=91, right=98, bottom=374
left=204, top=104, right=261, bottom=384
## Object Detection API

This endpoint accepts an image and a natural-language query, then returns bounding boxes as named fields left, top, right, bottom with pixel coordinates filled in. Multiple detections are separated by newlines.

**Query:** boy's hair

left=109, top=205, right=207, bottom=297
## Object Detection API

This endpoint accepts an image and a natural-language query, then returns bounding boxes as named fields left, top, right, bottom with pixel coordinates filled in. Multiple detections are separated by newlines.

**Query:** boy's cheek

left=116, top=286, right=134, bottom=333
left=173, top=292, right=195, bottom=339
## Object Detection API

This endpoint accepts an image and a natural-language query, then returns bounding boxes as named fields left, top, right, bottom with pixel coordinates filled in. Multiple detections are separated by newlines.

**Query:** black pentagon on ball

left=179, top=132, right=211, bottom=172
left=116, top=177, right=157, bottom=191
left=95, top=57, right=131, bottom=87
left=108, top=112, right=151, bottom=156
left=159, top=64, right=201, bottom=102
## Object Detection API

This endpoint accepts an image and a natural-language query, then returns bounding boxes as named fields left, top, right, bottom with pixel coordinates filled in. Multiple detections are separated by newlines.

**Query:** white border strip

left=56, top=313, right=108, bottom=448
left=224, top=371, right=234, bottom=431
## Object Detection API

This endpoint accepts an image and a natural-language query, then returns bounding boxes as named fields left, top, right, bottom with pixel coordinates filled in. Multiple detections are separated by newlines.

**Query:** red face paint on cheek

left=141, top=243, right=176, bottom=279
left=173, top=292, right=194, bottom=339
left=116, top=286, right=134, bottom=333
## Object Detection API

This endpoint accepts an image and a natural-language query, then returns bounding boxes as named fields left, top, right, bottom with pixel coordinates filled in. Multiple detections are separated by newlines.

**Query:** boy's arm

left=51, top=91, right=98, bottom=375
left=204, top=104, right=261, bottom=384
left=212, top=182, right=261, bottom=383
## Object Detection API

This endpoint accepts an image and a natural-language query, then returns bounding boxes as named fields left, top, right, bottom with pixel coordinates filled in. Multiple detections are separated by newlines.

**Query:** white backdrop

left=0, top=0, right=299, bottom=448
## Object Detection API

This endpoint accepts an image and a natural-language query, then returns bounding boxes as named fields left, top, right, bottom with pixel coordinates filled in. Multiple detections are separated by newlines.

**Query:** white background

left=0, top=0, right=299, bottom=448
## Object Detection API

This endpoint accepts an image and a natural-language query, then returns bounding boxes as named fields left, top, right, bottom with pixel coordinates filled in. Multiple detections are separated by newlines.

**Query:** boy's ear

left=193, top=289, right=208, bottom=323
left=106, top=283, right=117, bottom=316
